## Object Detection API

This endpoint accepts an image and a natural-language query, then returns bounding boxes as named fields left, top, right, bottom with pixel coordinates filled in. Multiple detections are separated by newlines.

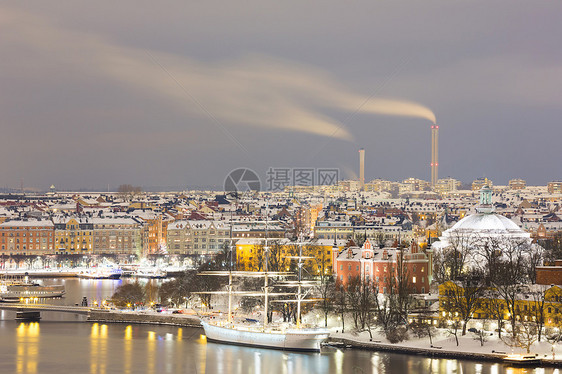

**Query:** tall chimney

left=431, top=125, right=439, bottom=186
left=359, top=148, right=365, bottom=190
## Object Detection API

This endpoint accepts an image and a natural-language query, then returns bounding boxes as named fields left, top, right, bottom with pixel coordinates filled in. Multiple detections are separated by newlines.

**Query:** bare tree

left=503, top=321, right=539, bottom=354
left=433, top=232, right=475, bottom=283
left=440, top=270, right=486, bottom=336
left=524, top=285, right=550, bottom=342
left=491, top=238, right=531, bottom=339
left=315, top=252, right=335, bottom=327
left=333, top=280, right=347, bottom=332
left=409, top=307, right=436, bottom=346
left=346, top=276, right=363, bottom=329
left=483, top=290, right=506, bottom=339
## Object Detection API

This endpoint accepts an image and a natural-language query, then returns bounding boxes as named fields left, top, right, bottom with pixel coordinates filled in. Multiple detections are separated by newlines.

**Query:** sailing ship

left=197, top=214, right=329, bottom=352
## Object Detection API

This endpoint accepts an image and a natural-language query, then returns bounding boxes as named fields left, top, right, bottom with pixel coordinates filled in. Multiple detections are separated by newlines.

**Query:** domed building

left=432, top=185, right=530, bottom=251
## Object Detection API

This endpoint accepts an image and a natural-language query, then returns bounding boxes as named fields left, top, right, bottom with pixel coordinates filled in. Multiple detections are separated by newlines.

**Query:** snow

left=328, top=326, right=562, bottom=362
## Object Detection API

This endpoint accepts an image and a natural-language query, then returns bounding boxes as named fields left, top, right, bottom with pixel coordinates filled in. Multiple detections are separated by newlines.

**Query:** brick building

left=332, top=238, right=432, bottom=294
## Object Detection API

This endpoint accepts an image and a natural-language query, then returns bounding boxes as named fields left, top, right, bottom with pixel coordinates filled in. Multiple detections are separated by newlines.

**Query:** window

left=340, top=265, right=343, bottom=271
left=412, top=276, right=416, bottom=284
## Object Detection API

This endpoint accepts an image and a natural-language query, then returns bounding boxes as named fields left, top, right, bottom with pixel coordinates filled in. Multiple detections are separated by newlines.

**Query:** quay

left=1, top=270, right=79, bottom=278
left=0, top=302, right=201, bottom=327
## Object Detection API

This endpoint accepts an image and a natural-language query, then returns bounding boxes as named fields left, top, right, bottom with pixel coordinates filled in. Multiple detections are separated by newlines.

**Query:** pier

left=0, top=302, right=201, bottom=327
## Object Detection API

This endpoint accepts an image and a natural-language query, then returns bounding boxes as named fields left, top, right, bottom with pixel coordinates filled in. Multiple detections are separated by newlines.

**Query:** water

left=0, top=278, right=559, bottom=374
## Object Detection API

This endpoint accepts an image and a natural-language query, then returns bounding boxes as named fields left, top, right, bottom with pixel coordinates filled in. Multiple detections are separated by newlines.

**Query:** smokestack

left=431, top=125, right=439, bottom=186
left=359, top=148, right=365, bottom=190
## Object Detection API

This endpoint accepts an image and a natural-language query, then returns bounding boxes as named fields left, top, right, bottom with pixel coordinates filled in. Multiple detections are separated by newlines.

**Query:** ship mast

left=263, top=202, right=269, bottom=331
left=296, top=237, right=303, bottom=328
left=227, top=199, right=234, bottom=324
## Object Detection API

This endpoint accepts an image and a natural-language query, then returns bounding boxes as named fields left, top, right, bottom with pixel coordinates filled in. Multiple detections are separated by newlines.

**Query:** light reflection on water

left=4, top=320, right=562, bottom=374
left=2, top=279, right=562, bottom=373
left=16, top=322, right=39, bottom=374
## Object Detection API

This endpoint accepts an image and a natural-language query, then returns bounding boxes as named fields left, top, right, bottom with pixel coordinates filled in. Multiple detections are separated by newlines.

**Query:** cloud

left=0, top=6, right=435, bottom=143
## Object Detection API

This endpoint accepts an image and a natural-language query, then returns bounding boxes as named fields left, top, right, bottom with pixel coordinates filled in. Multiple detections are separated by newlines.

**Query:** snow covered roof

left=0, top=219, right=54, bottom=228
left=449, top=212, right=523, bottom=233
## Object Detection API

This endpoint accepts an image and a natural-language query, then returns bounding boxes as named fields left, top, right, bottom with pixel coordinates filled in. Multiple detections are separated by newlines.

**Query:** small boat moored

left=503, top=354, right=541, bottom=366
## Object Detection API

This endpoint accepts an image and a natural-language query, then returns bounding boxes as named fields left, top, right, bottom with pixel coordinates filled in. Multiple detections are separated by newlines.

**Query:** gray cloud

left=0, top=2, right=561, bottom=189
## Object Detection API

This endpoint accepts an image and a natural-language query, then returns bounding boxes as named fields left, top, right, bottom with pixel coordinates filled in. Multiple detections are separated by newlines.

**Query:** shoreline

left=329, top=335, right=562, bottom=368
left=85, top=309, right=562, bottom=368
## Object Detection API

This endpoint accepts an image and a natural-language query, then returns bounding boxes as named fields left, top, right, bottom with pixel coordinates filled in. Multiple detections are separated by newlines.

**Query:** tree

left=433, top=232, right=475, bottom=283
left=440, top=270, right=486, bottom=336
left=483, top=290, right=506, bottom=339
left=409, top=309, right=436, bottom=346
left=111, top=282, right=146, bottom=308
left=117, top=184, right=142, bottom=201
left=503, top=321, right=539, bottom=354
left=159, top=271, right=198, bottom=307
left=346, top=276, right=363, bottom=329
left=333, top=280, right=347, bottom=333
left=446, top=319, right=462, bottom=347
left=524, top=285, right=550, bottom=342
left=491, top=238, right=531, bottom=339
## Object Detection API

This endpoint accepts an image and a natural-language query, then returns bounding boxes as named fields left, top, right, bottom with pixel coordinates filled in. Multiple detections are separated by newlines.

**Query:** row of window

left=2, top=238, right=53, bottom=243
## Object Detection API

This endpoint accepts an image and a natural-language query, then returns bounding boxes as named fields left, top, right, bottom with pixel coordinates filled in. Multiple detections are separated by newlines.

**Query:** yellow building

left=235, top=238, right=344, bottom=276
left=439, top=282, right=562, bottom=328
left=53, top=217, right=94, bottom=254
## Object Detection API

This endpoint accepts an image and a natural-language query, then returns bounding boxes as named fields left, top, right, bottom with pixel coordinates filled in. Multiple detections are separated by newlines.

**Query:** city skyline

left=1, top=2, right=561, bottom=190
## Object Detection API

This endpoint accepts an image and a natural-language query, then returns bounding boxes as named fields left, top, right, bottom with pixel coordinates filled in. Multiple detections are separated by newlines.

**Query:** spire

left=476, top=184, right=494, bottom=214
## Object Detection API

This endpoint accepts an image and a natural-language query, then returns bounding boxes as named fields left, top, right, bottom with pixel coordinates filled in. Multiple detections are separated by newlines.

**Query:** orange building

left=0, top=220, right=55, bottom=255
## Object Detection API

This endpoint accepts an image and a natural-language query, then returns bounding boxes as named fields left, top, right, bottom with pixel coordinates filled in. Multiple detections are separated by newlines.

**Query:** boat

left=78, top=266, right=122, bottom=279
left=197, top=217, right=329, bottom=352
left=201, top=320, right=329, bottom=351
left=0, top=275, right=65, bottom=301
left=503, top=354, right=542, bottom=366
left=133, top=267, right=167, bottom=279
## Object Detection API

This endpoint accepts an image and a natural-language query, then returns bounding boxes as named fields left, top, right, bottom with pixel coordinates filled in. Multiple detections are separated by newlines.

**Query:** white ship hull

left=0, top=285, right=65, bottom=300
left=201, top=321, right=329, bottom=352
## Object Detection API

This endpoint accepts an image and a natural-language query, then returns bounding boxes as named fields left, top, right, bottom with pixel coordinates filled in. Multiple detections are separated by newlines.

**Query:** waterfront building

left=439, top=282, right=562, bottom=328
left=137, top=213, right=174, bottom=255
left=0, top=219, right=55, bottom=255
left=53, top=216, right=94, bottom=254
left=91, top=217, right=141, bottom=255
left=332, top=238, right=432, bottom=294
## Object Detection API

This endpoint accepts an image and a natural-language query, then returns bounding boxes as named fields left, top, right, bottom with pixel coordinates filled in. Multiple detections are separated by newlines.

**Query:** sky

left=1, top=1, right=561, bottom=191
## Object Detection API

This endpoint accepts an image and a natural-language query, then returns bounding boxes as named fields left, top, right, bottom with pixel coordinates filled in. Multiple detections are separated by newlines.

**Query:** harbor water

left=0, top=278, right=559, bottom=374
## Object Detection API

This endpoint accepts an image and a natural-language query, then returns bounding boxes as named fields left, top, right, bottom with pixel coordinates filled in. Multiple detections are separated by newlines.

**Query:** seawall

left=87, top=310, right=201, bottom=327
